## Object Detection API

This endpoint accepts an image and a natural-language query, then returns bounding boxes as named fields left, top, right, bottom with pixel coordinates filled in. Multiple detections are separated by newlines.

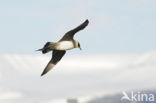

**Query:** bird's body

left=37, top=19, right=89, bottom=76
left=46, top=40, right=76, bottom=51
left=55, top=41, right=75, bottom=50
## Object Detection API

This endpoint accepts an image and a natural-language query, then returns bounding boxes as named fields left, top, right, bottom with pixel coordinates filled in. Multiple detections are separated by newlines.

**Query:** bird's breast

left=56, top=41, right=74, bottom=50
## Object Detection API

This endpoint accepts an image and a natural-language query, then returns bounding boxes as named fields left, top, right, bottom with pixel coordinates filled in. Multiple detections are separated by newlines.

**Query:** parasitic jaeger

left=37, top=19, right=89, bottom=76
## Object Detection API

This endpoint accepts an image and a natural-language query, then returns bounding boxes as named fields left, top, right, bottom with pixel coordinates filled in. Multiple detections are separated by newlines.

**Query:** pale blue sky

left=0, top=0, right=156, bottom=54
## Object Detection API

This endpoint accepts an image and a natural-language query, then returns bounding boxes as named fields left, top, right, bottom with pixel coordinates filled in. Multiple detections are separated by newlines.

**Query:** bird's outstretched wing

left=41, top=50, right=66, bottom=76
left=60, top=19, right=89, bottom=41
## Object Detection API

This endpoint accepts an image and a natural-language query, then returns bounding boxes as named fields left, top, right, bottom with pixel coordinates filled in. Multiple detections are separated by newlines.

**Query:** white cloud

left=0, top=88, right=22, bottom=101
left=0, top=92, right=22, bottom=100
left=0, top=52, right=156, bottom=103
left=1, top=54, right=138, bottom=76
left=42, top=99, right=66, bottom=103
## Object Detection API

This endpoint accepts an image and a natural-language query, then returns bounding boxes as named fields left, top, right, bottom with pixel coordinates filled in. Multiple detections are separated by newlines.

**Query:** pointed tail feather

left=36, top=48, right=43, bottom=51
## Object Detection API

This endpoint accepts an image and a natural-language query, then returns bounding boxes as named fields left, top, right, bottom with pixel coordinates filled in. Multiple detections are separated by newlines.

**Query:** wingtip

left=41, top=73, right=45, bottom=77
left=84, top=19, right=89, bottom=25
left=41, top=70, right=47, bottom=76
left=85, top=19, right=89, bottom=22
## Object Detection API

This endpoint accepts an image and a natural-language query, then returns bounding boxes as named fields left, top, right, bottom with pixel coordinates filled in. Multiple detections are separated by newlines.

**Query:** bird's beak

left=36, top=48, right=43, bottom=51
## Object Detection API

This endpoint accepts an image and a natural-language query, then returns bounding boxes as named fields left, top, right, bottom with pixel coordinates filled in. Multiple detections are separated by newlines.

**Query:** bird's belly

left=56, top=41, right=74, bottom=50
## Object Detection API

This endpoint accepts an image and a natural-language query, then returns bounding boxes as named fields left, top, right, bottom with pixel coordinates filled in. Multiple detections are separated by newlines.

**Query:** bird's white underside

left=57, top=41, right=74, bottom=50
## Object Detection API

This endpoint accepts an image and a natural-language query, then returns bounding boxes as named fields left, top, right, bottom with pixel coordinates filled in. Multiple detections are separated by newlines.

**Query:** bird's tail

left=36, top=42, right=55, bottom=54
left=36, top=48, right=43, bottom=51
left=36, top=48, right=51, bottom=54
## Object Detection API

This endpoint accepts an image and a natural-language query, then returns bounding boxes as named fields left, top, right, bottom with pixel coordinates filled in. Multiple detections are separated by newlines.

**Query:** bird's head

left=75, top=41, right=82, bottom=50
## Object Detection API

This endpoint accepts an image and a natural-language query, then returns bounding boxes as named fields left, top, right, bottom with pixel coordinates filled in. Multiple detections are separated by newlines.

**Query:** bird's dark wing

left=60, top=19, right=89, bottom=41
left=41, top=50, right=66, bottom=76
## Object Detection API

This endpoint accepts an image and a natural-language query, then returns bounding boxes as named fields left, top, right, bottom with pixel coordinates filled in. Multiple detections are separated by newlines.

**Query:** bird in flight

left=37, top=19, right=89, bottom=76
